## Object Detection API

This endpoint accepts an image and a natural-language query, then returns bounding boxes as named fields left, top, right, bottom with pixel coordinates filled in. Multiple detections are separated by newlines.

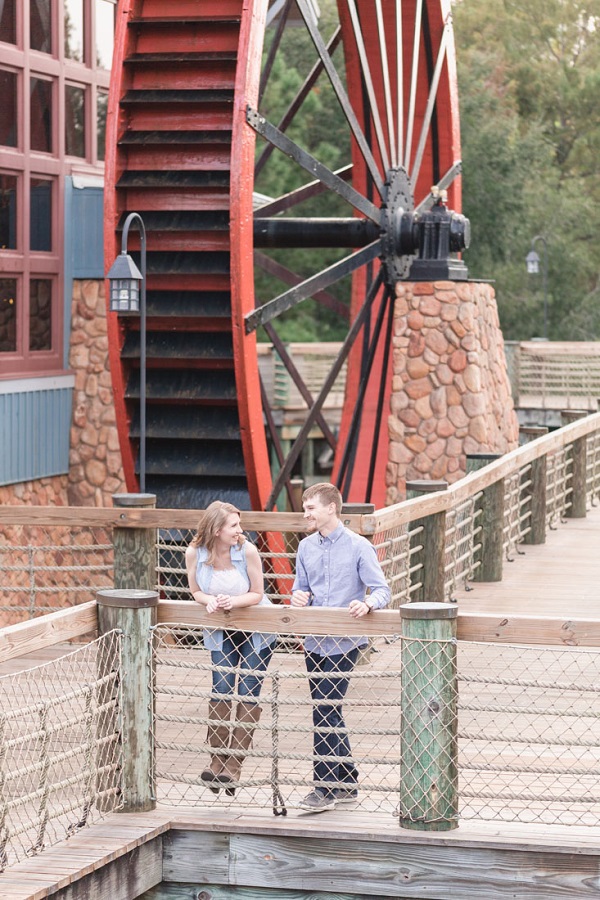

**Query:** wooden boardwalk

left=2, top=504, right=600, bottom=897
left=453, top=501, right=600, bottom=618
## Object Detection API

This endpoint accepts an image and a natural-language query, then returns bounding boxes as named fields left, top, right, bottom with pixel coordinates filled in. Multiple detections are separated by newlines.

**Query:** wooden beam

left=157, top=600, right=402, bottom=637
left=0, top=602, right=98, bottom=664
left=457, top=612, right=600, bottom=647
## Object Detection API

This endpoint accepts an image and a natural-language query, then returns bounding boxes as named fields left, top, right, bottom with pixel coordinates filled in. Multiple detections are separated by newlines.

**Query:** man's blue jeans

left=305, top=647, right=359, bottom=797
left=211, top=630, right=273, bottom=700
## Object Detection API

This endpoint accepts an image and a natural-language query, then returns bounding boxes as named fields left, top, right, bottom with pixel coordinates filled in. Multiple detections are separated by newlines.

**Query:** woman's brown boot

left=221, top=701, right=262, bottom=797
left=201, top=699, right=232, bottom=793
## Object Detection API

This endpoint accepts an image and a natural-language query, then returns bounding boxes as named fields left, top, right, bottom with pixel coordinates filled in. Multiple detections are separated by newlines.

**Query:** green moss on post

left=112, top=493, right=157, bottom=591
left=97, top=589, right=158, bottom=812
left=399, top=602, right=458, bottom=831
left=406, top=480, right=448, bottom=603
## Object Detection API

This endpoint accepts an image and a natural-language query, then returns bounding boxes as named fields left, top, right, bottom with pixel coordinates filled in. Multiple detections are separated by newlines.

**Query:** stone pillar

left=387, top=281, right=519, bottom=503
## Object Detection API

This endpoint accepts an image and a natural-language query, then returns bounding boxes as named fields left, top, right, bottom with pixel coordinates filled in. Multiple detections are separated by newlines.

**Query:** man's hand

left=348, top=599, right=370, bottom=618
left=291, top=590, right=311, bottom=608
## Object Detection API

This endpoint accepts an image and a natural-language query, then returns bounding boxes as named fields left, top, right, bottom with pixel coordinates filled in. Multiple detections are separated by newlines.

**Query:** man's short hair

left=302, top=482, right=343, bottom=515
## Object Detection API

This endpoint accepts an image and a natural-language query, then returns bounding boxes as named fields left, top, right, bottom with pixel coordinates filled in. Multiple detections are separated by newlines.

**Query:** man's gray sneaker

left=298, top=790, right=336, bottom=812
left=333, top=786, right=359, bottom=804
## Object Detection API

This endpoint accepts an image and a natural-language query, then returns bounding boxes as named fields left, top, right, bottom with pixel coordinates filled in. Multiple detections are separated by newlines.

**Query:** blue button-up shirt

left=293, top=523, right=391, bottom=656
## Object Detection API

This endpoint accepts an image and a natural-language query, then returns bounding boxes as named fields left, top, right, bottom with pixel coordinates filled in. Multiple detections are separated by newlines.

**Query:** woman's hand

left=206, top=596, right=220, bottom=614
left=215, top=593, right=233, bottom=611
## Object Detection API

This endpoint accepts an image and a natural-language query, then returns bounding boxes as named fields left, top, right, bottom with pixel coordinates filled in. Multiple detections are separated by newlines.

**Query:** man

left=291, top=482, right=391, bottom=812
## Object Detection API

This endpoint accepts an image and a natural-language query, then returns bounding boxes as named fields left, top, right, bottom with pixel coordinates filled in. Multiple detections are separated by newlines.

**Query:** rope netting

left=458, top=641, right=600, bottom=826
left=151, top=623, right=402, bottom=817
left=151, top=625, right=600, bottom=827
left=0, top=630, right=124, bottom=869
left=0, top=525, right=113, bottom=623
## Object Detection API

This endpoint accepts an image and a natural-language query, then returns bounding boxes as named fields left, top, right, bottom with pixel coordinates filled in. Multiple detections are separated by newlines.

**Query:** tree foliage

left=255, top=0, right=600, bottom=342
left=453, top=0, right=600, bottom=339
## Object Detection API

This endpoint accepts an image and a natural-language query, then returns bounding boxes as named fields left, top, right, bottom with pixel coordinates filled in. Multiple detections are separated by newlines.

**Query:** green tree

left=453, top=0, right=600, bottom=339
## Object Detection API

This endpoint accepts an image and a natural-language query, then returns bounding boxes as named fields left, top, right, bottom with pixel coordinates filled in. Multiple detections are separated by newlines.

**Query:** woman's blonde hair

left=191, top=500, right=245, bottom=564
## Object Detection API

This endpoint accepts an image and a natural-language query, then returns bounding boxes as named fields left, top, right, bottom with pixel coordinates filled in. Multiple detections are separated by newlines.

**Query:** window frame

left=0, top=0, right=112, bottom=379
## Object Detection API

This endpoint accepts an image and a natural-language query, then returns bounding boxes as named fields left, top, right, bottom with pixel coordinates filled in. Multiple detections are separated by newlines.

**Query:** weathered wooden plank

left=457, top=612, right=600, bottom=647
left=157, top=600, right=402, bottom=636
left=140, top=884, right=384, bottom=899
left=162, top=829, right=230, bottom=883
left=0, top=506, right=358, bottom=533
left=0, top=601, right=97, bottom=664
left=50, top=839, right=163, bottom=900
left=225, top=832, right=600, bottom=899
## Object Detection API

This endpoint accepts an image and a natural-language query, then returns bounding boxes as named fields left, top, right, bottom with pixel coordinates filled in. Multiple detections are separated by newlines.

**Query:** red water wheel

left=105, top=0, right=461, bottom=511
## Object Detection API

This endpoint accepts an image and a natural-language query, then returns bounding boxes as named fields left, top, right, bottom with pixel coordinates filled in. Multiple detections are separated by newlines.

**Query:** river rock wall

left=386, top=280, right=519, bottom=504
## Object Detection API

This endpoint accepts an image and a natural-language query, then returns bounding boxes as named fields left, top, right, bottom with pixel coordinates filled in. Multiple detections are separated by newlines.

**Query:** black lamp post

left=106, top=212, right=147, bottom=492
left=526, top=235, right=548, bottom=340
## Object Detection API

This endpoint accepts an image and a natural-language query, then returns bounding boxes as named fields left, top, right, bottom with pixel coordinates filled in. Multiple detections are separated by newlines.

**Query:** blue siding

left=71, top=185, right=105, bottom=278
left=0, top=378, right=73, bottom=486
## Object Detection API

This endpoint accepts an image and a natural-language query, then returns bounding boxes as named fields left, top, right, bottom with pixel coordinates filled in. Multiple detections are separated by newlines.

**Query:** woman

left=185, top=501, right=275, bottom=795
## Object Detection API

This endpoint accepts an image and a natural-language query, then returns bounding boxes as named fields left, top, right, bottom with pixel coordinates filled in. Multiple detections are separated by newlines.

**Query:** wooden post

left=97, top=588, right=158, bottom=812
left=112, top=493, right=157, bottom=591
left=519, top=425, right=548, bottom=445
left=517, top=430, right=548, bottom=544
left=524, top=455, right=547, bottom=545
left=406, top=481, right=448, bottom=603
left=567, top=435, right=587, bottom=519
left=561, top=409, right=588, bottom=426
left=399, top=602, right=458, bottom=831
left=466, top=455, right=503, bottom=582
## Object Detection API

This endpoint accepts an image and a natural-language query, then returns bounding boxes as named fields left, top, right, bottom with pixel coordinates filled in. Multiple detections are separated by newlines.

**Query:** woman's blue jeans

left=305, top=647, right=359, bottom=796
left=211, top=630, right=273, bottom=700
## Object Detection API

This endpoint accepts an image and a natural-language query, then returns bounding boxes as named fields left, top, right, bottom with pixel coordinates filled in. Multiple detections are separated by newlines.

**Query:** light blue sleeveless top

left=194, top=541, right=276, bottom=652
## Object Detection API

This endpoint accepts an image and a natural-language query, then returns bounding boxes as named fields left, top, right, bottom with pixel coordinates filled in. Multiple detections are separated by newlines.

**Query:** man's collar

left=319, top=521, right=344, bottom=543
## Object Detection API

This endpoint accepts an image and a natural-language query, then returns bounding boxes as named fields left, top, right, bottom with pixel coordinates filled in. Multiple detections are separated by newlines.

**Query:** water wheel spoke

left=254, top=164, right=353, bottom=217
left=410, top=20, right=450, bottom=188
left=247, top=107, right=381, bottom=223
left=295, top=0, right=385, bottom=196
left=265, top=270, right=385, bottom=511
left=347, top=0, right=390, bottom=173
left=254, top=252, right=350, bottom=321
left=255, top=26, right=343, bottom=179
left=246, top=240, right=381, bottom=333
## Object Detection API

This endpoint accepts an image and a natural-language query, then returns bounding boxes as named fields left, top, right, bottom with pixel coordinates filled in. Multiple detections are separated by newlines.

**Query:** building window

left=30, top=0, right=52, bottom=54
left=30, top=77, right=53, bottom=153
left=0, top=0, right=16, bottom=45
left=0, top=70, right=18, bottom=148
left=95, top=0, right=115, bottom=70
left=64, top=0, right=84, bottom=62
left=0, top=174, right=18, bottom=250
left=65, top=84, right=85, bottom=157
left=29, top=279, right=53, bottom=351
left=1, top=0, right=112, bottom=378
left=30, top=178, right=53, bottom=251
left=0, top=279, right=17, bottom=353
left=97, top=88, right=108, bottom=160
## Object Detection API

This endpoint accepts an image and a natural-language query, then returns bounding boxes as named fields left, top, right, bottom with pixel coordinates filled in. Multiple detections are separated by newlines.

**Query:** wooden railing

left=2, top=382, right=600, bottom=867
left=257, top=341, right=600, bottom=416
left=1, top=410, right=600, bottom=619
